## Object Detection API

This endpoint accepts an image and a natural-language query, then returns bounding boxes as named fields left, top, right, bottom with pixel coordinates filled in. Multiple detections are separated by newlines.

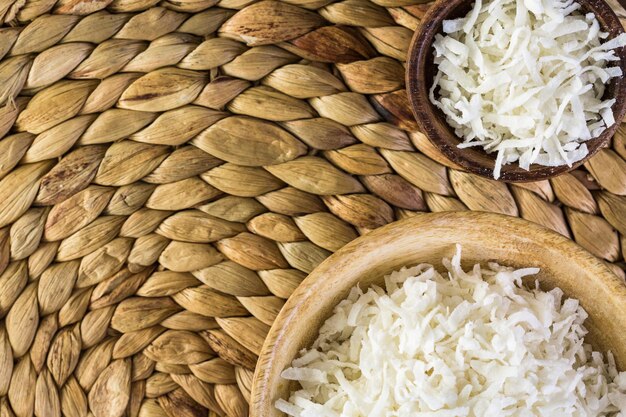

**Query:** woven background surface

left=0, top=0, right=625, bottom=416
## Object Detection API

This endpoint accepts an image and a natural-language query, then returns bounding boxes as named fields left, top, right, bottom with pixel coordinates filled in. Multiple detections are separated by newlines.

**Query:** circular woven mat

left=0, top=0, right=625, bottom=415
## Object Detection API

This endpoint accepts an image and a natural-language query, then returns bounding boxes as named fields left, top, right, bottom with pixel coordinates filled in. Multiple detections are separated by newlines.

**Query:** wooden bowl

left=251, top=212, right=626, bottom=417
left=406, top=0, right=626, bottom=182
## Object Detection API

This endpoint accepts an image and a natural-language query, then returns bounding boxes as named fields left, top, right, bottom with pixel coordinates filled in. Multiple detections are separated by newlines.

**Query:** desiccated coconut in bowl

left=276, top=246, right=626, bottom=417
left=429, top=0, right=626, bottom=179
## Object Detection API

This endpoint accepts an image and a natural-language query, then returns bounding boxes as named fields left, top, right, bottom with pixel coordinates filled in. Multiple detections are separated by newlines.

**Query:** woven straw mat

left=0, top=0, right=626, bottom=415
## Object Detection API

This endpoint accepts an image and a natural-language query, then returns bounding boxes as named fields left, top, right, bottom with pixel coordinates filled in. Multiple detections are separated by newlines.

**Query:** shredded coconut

left=277, top=245, right=626, bottom=417
left=429, top=0, right=626, bottom=179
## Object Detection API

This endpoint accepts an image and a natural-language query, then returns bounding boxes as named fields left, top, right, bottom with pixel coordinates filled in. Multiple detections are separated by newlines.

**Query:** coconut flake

left=430, top=0, right=626, bottom=178
left=276, top=245, right=626, bottom=417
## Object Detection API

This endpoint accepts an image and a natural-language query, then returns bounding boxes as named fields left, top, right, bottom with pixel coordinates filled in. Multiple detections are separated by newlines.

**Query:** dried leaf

left=324, top=144, right=391, bottom=175
left=216, top=317, right=269, bottom=355
left=278, top=240, right=331, bottom=273
left=26, top=43, right=93, bottom=89
left=0, top=261, right=27, bottom=317
left=136, top=271, right=200, bottom=298
left=111, top=297, right=181, bottom=333
left=550, top=173, right=598, bottom=214
left=258, top=268, right=305, bottom=298
left=192, top=261, right=268, bottom=296
left=56, top=216, right=125, bottom=261
left=584, top=149, right=626, bottom=195
left=193, top=116, right=306, bottom=166
left=47, top=325, right=82, bottom=385
left=115, top=7, right=186, bottom=40
left=288, top=25, right=375, bottom=63
left=10, top=15, right=78, bottom=54
left=159, top=241, right=223, bottom=272
left=282, top=118, right=356, bottom=150
left=35, top=370, right=61, bottom=417
left=189, top=358, right=235, bottom=384
left=22, top=116, right=94, bottom=164
left=193, top=76, right=251, bottom=109
left=566, top=209, right=619, bottom=261
left=8, top=357, right=36, bottom=417
left=94, top=141, right=169, bottom=186
left=310, top=92, right=380, bottom=126
left=79, top=109, right=156, bottom=145
left=294, top=212, right=358, bottom=251
left=158, top=388, right=205, bottom=417
left=216, top=232, right=289, bottom=270
left=0, top=161, right=53, bottom=228
left=88, top=359, right=131, bottom=417
left=219, top=0, right=325, bottom=45
left=597, top=192, right=626, bottom=235
left=118, top=67, right=206, bottom=112
left=337, top=56, right=404, bottom=93
left=256, top=186, right=326, bottom=216
left=38, top=261, right=79, bottom=315
left=381, top=149, right=454, bottom=195
left=179, top=38, right=247, bottom=70
left=77, top=237, right=133, bottom=287
left=106, top=183, right=156, bottom=215
left=227, top=86, right=315, bottom=121
left=0, top=326, right=12, bottom=396
left=0, top=133, right=34, bottom=180
left=75, top=339, right=115, bottom=391
left=156, top=210, right=246, bottom=242
left=201, top=330, right=257, bottom=370
left=265, top=156, right=365, bottom=195
left=145, top=330, right=213, bottom=365
left=70, top=39, right=147, bottom=79
left=5, top=283, right=38, bottom=357
left=320, top=0, right=393, bottom=26
left=323, top=194, right=394, bottom=228
left=143, top=146, right=222, bottom=184
left=146, top=177, right=221, bottom=211
left=221, top=45, right=297, bottom=81
left=36, top=145, right=107, bottom=206
left=173, top=286, right=248, bottom=317
left=511, top=187, right=570, bottom=237
left=236, top=295, right=284, bottom=325
left=449, top=170, right=518, bottom=216
left=214, top=384, right=248, bottom=417
left=15, top=80, right=97, bottom=134
left=247, top=212, right=305, bottom=242
left=263, top=64, right=346, bottom=98
left=201, top=163, right=284, bottom=197
left=352, top=122, right=413, bottom=151
left=9, top=208, right=47, bottom=260
left=131, top=106, right=226, bottom=146
left=169, top=374, right=224, bottom=414
left=113, top=326, right=165, bottom=359
left=44, top=185, right=114, bottom=241
left=60, top=377, right=88, bottom=417
left=197, top=196, right=266, bottom=223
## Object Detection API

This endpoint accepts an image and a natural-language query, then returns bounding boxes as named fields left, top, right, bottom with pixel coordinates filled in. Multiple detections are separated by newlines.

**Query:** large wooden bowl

left=406, top=0, right=626, bottom=182
left=251, top=212, right=626, bottom=417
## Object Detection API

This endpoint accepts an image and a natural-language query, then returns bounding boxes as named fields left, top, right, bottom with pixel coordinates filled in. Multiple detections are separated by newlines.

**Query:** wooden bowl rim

left=250, top=211, right=626, bottom=417
left=405, top=0, right=626, bottom=182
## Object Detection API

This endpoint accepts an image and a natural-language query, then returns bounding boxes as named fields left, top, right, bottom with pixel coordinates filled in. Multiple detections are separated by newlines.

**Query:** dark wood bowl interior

left=406, top=0, right=626, bottom=182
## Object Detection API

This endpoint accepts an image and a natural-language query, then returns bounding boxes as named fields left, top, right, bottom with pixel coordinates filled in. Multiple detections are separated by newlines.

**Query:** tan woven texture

left=0, top=0, right=625, bottom=415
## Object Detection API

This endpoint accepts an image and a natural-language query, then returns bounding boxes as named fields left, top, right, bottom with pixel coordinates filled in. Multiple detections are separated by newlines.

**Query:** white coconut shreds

left=429, top=0, right=626, bottom=179
left=276, top=245, right=626, bottom=417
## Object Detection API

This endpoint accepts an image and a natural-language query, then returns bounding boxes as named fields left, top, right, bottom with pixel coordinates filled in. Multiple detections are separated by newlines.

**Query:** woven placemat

left=0, top=0, right=625, bottom=416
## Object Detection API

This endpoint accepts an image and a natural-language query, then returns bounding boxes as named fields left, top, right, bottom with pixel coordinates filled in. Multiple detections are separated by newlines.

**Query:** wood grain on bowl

left=251, top=212, right=626, bottom=417
left=406, top=0, right=626, bottom=182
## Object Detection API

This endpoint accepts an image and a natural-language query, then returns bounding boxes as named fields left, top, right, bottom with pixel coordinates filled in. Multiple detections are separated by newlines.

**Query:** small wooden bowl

left=251, top=212, right=626, bottom=417
left=406, top=0, right=626, bottom=182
